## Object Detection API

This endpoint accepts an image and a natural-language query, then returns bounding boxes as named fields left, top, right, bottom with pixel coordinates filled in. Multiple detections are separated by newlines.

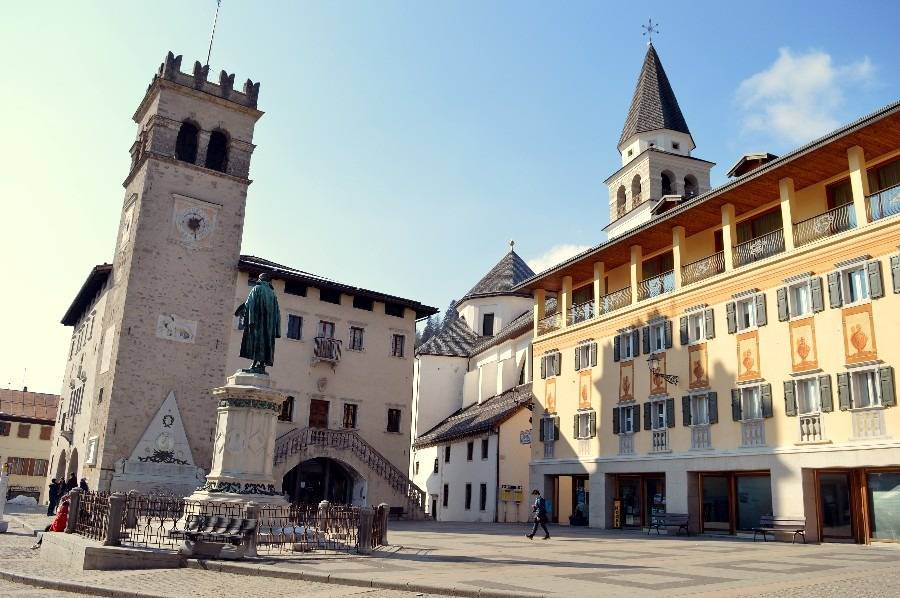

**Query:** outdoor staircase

left=274, top=427, right=427, bottom=518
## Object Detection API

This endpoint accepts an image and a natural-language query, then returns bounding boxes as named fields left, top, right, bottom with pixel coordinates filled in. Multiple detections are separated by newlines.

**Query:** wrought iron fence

left=733, top=229, right=785, bottom=268
left=537, top=311, right=561, bottom=335
left=637, top=270, right=675, bottom=301
left=567, top=300, right=595, bottom=326
left=74, top=491, right=111, bottom=541
left=681, top=251, right=725, bottom=286
left=793, top=203, right=855, bottom=247
left=866, top=183, right=900, bottom=222
left=599, top=287, right=631, bottom=315
left=313, top=336, right=342, bottom=362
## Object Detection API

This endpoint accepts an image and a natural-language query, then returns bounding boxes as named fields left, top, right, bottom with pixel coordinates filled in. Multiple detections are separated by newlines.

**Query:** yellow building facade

left=521, top=45, right=900, bottom=543
left=0, top=388, right=59, bottom=503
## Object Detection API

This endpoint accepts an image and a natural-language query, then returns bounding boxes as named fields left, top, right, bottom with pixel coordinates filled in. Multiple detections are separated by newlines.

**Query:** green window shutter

left=705, top=308, right=716, bottom=339
left=642, top=326, right=651, bottom=355
left=553, top=416, right=560, bottom=441
left=590, top=342, right=598, bottom=367
left=810, top=277, right=825, bottom=312
left=868, top=260, right=885, bottom=299
left=777, top=287, right=789, bottom=322
left=680, top=316, right=689, bottom=345
left=589, top=411, right=597, bottom=437
left=666, top=398, right=675, bottom=429
left=731, top=389, right=742, bottom=421
left=682, top=396, right=691, bottom=426
left=880, top=366, right=896, bottom=407
left=837, top=372, right=851, bottom=411
left=726, top=302, right=737, bottom=334
left=819, top=374, right=833, bottom=413
left=828, top=271, right=843, bottom=308
left=574, top=347, right=581, bottom=371
left=708, top=392, right=719, bottom=424
left=613, top=335, right=621, bottom=362
left=643, top=402, right=652, bottom=431
left=755, top=293, right=768, bottom=327
left=540, top=356, right=546, bottom=379
left=612, top=407, right=620, bottom=435
left=554, top=354, right=561, bottom=377
left=664, top=320, right=674, bottom=349
left=783, top=380, right=797, bottom=417
left=539, top=418, right=546, bottom=441
left=573, top=413, right=579, bottom=438
left=890, top=255, right=900, bottom=294
left=632, top=329, right=641, bottom=356
left=633, top=405, right=641, bottom=432
left=761, top=383, right=774, bottom=418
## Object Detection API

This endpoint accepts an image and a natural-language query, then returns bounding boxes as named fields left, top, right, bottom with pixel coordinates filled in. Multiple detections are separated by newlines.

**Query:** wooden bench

left=388, top=506, right=406, bottom=520
left=170, top=515, right=258, bottom=558
left=648, top=513, right=690, bottom=536
left=753, top=515, right=806, bottom=544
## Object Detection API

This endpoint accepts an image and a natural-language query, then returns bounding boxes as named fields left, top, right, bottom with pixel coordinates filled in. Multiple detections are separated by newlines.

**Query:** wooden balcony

left=793, top=203, right=856, bottom=247
left=567, top=300, right=595, bottom=326
left=866, top=183, right=900, bottom=222
left=733, top=229, right=785, bottom=268
left=638, top=270, right=675, bottom=301
left=313, top=336, right=342, bottom=363
left=599, top=287, right=632, bottom=315
left=681, top=252, right=725, bottom=286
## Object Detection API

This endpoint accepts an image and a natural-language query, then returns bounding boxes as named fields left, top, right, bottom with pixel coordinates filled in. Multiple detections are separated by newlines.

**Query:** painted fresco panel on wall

left=545, top=378, right=557, bottom=413
left=843, top=303, right=878, bottom=364
left=736, top=330, right=761, bottom=382
left=619, top=361, right=634, bottom=402
left=789, top=317, right=818, bottom=372
left=650, top=352, right=667, bottom=396
left=688, top=343, right=709, bottom=390
left=578, top=370, right=592, bottom=409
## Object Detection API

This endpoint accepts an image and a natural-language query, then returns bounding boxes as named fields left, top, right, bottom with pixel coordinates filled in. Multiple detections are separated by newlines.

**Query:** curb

left=186, top=559, right=547, bottom=598
left=0, top=569, right=167, bottom=598
left=5, top=515, right=44, bottom=537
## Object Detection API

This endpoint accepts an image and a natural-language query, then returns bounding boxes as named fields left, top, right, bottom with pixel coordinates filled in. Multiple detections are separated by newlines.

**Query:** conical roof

left=618, top=43, right=691, bottom=148
left=461, top=248, right=535, bottom=302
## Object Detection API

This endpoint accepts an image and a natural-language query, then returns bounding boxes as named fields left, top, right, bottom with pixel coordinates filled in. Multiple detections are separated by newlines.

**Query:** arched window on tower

left=174, top=121, right=199, bottom=164
left=684, top=174, right=699, bottom=199
left=631, top=175, right=642, bottom=207
left=205, top=129, right=229, bottom=173
left=616, top=186, right=627, bottom=218
left=661, top=170, right=674, bottom=196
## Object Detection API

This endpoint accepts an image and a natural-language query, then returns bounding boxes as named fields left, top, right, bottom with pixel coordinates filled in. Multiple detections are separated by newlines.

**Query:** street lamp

left=647, top=353, right=679, bottom=385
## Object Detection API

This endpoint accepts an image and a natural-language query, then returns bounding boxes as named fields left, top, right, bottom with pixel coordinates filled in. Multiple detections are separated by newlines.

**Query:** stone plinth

left=187, top=371, right=289, bottom=505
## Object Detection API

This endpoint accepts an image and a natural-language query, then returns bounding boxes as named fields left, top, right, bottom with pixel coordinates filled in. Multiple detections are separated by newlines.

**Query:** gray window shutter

left=837, top=372, right=851, bottom=411
left=613, top=336, right=621, bottom=362
left=755, top=294, right=768, bottom=326
left=731, top=389, right=742, bottom=421
left=553, top=416, right=560, bottom=441
left=828, top=271, right=843, bottom=308
left=777, top=287, right=789, bottom=322
left=783, top=380, right=797, bottom=417
left=664, top=320, right=673, bottom=349
left=666, top=398, right=675, bottom=428
left=726, top=302, right=737, bottom=334
left=590, top=342, right=598, bottom=367
left=642, top=326, right=651, bottom=355
left=539, top=418, right=546, bottom=441
left=554, top=354, right=561, bottom=377
left=612, top=407, right=620, bottom=435
left=633, top=405, right=641, bottom=431
left=573, top=413, right=580, bottom=438
left=819, top=374, right=833, bottom=413
left=891, top=255, right=900, bottom=294
left=811, top=277, right=825, bottom=312
left=540, top=357, right=546, bottom=379
left=868, top=260, right=885, bottom=299
left=643, top=402, right=652, bottom=430
left=632, top=329, right=641, bottom=356
left=705, top=308, right=716, bottom=339
left=682, top=396, right=691, bottom=426
left=708, top=392, right=719, bottom=424
left=574, top=347, right=581, bottom=371
left=589, top=411, right=597, bottom=437
left=761, top=383, right=773, bottom=418
left=880, top=366, right=896, bottom=407
left=680, top=316, right=689, bottom=345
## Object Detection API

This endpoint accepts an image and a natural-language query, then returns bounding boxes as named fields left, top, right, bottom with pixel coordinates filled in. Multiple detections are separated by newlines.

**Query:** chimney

left=727, top=153, right=778, bottom=178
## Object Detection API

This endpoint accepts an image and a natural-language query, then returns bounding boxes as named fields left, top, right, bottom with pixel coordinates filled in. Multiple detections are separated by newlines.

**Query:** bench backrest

left=663, top=513, right=689, bottom=523
left=760, top=515, right=805, bottom=528
left=185, top=514, right=206, bottom=531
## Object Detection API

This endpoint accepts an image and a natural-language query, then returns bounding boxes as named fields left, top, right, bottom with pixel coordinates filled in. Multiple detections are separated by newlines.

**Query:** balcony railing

left=637, top=270, right=675, bottom=301
left=798, top=413, right=825, bottom=443
left=599, top=287, right=632, bottom=315
left=793, top=203, right=855, bottom=247
left=537, top=311, right=561, bottom=335
left=852, top=408, right=887, bottom=439
left=568, top=300, right=595, bottom=326
left=313, top=336, right=342, bottom=363
left=681, top=252, right=725, bottom=286
left=616, top=204, right=627, bottom=219
left=740, top=419, right=766, bottom=447
left=543, top=442, right=555, bottom=459
left=733, top=229, right=785, bottom=268
left=618, top=433, right=634, bottom=455
left=866, top=183, right=900, bottom=222
left=651, top=429, right=670, bottom=452
left=691, top=424, right=711, bottom=450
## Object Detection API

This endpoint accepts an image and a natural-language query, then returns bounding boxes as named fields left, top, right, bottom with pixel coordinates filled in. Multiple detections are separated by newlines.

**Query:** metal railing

left=537, top=311, right=561, bottom=335
left=74, top=491, right=111, bottom=541
left=681, top=251, right=725, bottom=286
left=866, top=183, right=900, bottom=222
left=567, top=300, right=595, bottom=326
left=638, top=270, right=675, bottom=301
left=313, top=336, right=342, bottom=363
left=793, top=203, right=855, bottom=247
left=599, top=287, right=632, bottom=315
left=799, top=413, right=824, bottom=443
left=733, top=229, right=785, bottom=268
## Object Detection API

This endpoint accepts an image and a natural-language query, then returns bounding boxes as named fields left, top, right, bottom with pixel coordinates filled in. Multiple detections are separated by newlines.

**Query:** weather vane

left=641, top=18, right=659, bottom=44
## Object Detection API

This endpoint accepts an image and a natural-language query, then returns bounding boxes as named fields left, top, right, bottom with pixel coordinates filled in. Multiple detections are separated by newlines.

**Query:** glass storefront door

left=618, top=478, right=642, bottom=528
left=645, top=477, right=666, bottom=524
left=867, top=472, right=900, bottom=541
left=819, top=472, right=853, bottom=539
left=702, top=475, right=731, bottom=532
left=735, top=475, right=773, bottom=531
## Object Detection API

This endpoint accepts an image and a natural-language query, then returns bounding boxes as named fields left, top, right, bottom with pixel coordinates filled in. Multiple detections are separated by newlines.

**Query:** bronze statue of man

left=235, top=273, right=281, bottom=374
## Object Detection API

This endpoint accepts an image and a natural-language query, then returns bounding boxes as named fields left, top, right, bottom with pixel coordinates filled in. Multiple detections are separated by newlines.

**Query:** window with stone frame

left=286, top=314, right=302, bottom=340
left=391, top=334, right=406, bottom=358
left=40, top=426, right=53, bottom=441
left=386, top=408, right=402, bottom=433
left=0, top=422, right=10, bottom=436
left=691, top=394, right=710, bottom=425
left=279, top=396, right=295, bottom=422
left=795, top=377, right=821, bottom=414
left=343, top=403, right=358, bottom=429
left=348, top=326, right=365, bottom=351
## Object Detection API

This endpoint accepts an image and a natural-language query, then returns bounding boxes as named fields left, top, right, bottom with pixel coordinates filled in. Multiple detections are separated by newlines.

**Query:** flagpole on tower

left=205, top=0, right=222, bottom=69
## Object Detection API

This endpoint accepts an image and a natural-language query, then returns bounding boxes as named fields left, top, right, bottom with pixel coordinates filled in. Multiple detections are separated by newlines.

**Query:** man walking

left=526, top=489, right=550, bottom=540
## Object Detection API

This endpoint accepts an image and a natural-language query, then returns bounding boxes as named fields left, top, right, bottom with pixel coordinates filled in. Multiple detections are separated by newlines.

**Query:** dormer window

left=482, top=313, right=495, bottom=336
left=672, top=141, right=680, bottom=150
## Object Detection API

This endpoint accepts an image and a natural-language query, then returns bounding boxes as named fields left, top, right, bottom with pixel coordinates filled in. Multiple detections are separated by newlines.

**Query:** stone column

left=65, top=489, right=82, bottom=534
left=187, top=371, right=289, bottom=506
left=243, top=502, right=260, bottom=557
left=593, top=262, right=605, bottom=316
left=357, top=507, right=375, bottom=555
left=560, top=276, right=573, bottom=329
left=629, top=245, right=643, bottom=304
left=778, top=178, right=796, bottom=251
left=103, top=493, right=126, bottom=546
left=847, top=145, right=871, bottom=226
left=671, top=226, right=685, bottom=289
left=533, top=289, right=546, bottom=337
left=377, top=502, right=390, bottom=546
left=721, top=203, right=736, bottom=271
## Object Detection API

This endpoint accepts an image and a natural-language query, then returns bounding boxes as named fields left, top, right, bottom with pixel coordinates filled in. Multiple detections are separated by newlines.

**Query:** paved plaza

left=2, top=510, right=900, bottom=597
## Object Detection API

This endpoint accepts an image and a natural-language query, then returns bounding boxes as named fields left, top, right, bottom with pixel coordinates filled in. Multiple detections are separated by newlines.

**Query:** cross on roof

left=641, top=18, right=659, bottom=44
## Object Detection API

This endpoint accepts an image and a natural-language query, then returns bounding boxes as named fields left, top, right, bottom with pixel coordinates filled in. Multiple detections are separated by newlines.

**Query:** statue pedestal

left=186, top=372, right=288, bottom=506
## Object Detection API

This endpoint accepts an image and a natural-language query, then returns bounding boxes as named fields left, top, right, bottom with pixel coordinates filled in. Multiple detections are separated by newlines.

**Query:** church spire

left=618, top=43, right=692, bottom=150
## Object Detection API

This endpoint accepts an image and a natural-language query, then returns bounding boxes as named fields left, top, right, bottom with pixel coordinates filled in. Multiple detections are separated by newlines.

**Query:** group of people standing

left=46, top=473, right=88, bottom=516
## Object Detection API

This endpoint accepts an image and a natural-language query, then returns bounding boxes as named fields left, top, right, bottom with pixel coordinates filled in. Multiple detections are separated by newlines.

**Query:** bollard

left=124, top=491, right=138, bottom=530
left=377, top=502, right=389, bottom=546
left=104, top=493, right=126, bottom=546
left=357, top=507, right=375, bottom=555
left=65, top=489, right=82, bottom=534
left=243, top=501, right=259, bottom=558
left=317, top=500, right=330, bottom=534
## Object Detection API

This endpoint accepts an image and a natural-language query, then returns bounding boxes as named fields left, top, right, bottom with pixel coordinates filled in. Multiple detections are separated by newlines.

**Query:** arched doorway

left=67, top=448, right=79, bottom=480
left=282, top=458, right=363, bottom=505
left=55, top=451, right=67, bottom=481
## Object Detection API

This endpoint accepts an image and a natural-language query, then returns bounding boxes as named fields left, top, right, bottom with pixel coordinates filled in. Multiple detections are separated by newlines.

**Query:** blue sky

left=1, top=1, right=897, bottom=392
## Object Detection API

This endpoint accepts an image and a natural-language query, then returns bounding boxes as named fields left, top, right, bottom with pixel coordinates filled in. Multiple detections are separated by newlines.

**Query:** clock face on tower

left=172, top=195, right=219, bottom=248
left=177, top=208, right=212, bottom=242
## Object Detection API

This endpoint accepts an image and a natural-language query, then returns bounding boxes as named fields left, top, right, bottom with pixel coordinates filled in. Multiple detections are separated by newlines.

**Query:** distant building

left=0, top=388, right=59, bottom=502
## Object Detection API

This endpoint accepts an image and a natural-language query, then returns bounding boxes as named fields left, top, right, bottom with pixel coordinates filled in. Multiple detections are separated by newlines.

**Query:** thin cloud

left=527, top=244, right=592, bottom=274
left=737, top=48, right=874, bottom=145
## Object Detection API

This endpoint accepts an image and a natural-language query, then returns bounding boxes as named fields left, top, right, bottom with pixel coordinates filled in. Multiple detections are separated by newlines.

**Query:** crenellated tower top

left=151, top=51, right=261, bottom=109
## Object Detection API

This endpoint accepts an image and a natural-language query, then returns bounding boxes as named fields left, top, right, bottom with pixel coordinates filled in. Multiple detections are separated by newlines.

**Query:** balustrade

left=681, top=252, right=725, bottom=285
left=733, top=229, right=785, bottom=267
left=543, top=442, right=555, bottom=459
left=798, top=413, right=825, bottom=443
left=852, top=408, right=887, bottom=439
left=618, top=433, right=634, bottom=455
left=651, top=429, right=669, bottom=452
left=793, top=203, right=855, bottom=247
left=866, top=183, right=900, bottom=222
left=599, top=287, right=632, bottom=315
left=537, top=311, right=561, bottom=335
left=690, top=424, right=711, bottom=450
left=741, top=419, right=766, bottom=447
left=638, top=270, right=675, bottom=301
left=567, top=300, right=595, bottom=326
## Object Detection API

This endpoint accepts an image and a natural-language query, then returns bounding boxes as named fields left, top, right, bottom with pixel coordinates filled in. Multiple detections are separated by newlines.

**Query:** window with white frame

left=651, top=400, right=667, bottom=430
left=851, top=369, right=880, bottom=408
left=788, top=280, right=812, bottom=318
left=795, top=377, right=821, bottom=414
left=574, top=341, right=593, bottom=370
left=619, top=330, right=637, bottom=360
left=740, top=386, right=762, bottom=420
left=841, top=265, right=870, bottom=305
left=691, top=394, right=710, bottom=425
left=540, top=416, right=558, bottom=442
left=348, top=326, right=364, bottom=351
left=574, top=411, right=595, bottom=439
left=391, top=334, right=406, bottom=357
left=541, top=351, right=561, bottom=378
left=649, top=321, right=666, bottom=353
left=735, top=297, right=756, bottom=331
left=619, top=405, right=635, bottom=434
left=687, top=312, right=705, bottom=344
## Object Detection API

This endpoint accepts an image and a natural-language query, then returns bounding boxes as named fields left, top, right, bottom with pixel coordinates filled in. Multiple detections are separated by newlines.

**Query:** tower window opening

left=684, top=175, right=699, bottom=199
left=616, top=186, right=627, bottom=218
left=175, top=121, right=199, bottom=164
left=205, top=130, right=229, bottom=172
left=661, top=171, right=674, bottom=196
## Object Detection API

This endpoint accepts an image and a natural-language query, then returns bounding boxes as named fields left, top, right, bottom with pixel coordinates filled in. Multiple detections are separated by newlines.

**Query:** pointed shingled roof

left=461, top=248, right=535, bottom=302
left=618, top=43, right=691, bottom=148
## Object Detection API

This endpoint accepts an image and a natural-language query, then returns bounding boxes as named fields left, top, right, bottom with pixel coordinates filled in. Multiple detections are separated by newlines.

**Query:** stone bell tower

left=89, top=52, right=264, bottom=493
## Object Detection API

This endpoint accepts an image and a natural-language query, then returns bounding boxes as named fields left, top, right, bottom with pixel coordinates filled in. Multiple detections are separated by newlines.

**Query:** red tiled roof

left=0, top=388, right=59, bottom=422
